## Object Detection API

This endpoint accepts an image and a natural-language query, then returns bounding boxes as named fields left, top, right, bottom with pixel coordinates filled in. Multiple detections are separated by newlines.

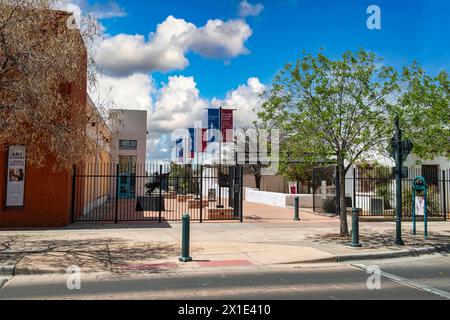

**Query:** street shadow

left=305, top=228, right=450, bottom=250
left=0, top=236, right=180, bottom=274
left=65, top=221, right=173, bottom=230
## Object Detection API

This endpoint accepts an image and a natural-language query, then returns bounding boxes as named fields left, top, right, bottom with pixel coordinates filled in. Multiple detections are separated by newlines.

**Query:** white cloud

left=55, top=0, right=83, bottom=24
left=96, top=16, right=253, bottom=77
left=56, top=0, right=126, bottom=20
left=238, top=1, right=264, bottom=18
left=189, top=18, right=252, bottom=58
left=91, top=73, right=154, bottom=111
left=146, top=133, right=172, bottom=162
left=90, top=0, right=127, bottom=19
left=150, top=75, right=207, bottom=133
left=211, top=77, right=265, bottom=127
left=94, top=73, right=265, bottom=161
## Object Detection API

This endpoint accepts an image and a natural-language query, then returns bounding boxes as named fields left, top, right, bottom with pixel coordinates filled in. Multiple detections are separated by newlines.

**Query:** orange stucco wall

left=0, top=150, right=73, bottom=227
left=0, top=80, right=86, bottom=227
left=0, top=13, right=87, bottom=228
left=0, top=81, right=86, bottom=227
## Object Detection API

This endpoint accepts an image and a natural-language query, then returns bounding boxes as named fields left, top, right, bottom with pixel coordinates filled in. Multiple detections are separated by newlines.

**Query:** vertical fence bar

left=312, top=169, right=316, bottom=213
left=115, top=163, right=119, bottom=224
left=159, top=164, right=163, bottom=223
left=200, top=165, right=203, bottom=223
left=443, top=170, right=447, bottom=221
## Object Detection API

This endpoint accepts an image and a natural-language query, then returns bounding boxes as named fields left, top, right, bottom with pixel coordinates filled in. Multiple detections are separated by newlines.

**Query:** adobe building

left=109, top=109, right=148, bottom=198
left=0, top=10, right=91, bottom=228
left=75, top=96, right=112, bottom=218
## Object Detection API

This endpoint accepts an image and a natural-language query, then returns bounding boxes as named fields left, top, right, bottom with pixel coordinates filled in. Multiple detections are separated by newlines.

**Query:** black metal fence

left=313, top=166, right=449, bottom=221
left=71, top=163, right=244, bottom=223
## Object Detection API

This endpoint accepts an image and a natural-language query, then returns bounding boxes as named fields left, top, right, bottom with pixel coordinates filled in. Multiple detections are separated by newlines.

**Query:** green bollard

left=294, top=196, right=300, bottom=221
left=412, top=189, right=417, bottom=236
left=351, top=208, right=362, bottom=248
left=179, top=213, right=193, bottom=262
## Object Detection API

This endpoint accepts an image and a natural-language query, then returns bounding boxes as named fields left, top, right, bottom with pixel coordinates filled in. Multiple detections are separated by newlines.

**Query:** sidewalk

left=0, top=202, right=449, bottom=275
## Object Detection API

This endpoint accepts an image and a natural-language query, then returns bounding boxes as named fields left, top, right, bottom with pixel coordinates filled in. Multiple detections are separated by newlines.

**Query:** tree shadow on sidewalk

left=0, top=236, right=180, bottom=274
left=305, top=228, right=450, bottom=251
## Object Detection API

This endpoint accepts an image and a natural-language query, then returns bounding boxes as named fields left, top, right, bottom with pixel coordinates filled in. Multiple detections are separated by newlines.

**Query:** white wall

left=244, top=188, right=314, bottom=208
left=110, top=110, right=148, bottom=196
left=110, top=109, right=147, bottom=165
left=405, top=155, right=450, bottom=171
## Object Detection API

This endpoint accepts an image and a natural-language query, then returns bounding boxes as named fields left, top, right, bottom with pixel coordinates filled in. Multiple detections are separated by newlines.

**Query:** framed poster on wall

left=6, top=145, right=26, bottom=207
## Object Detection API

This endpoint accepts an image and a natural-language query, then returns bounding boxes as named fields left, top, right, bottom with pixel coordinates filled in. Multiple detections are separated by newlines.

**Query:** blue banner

left=207, top=108, right=221, bottom=142
left=176, top=138, right=184, bottom=162
left=189, top=128, right=195, bottom=158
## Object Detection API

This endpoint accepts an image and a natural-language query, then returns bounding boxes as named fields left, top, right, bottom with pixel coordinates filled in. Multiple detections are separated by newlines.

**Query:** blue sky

left=64, top=0, right=450, bottom=160
left=95, top=0, right=450, bottom=99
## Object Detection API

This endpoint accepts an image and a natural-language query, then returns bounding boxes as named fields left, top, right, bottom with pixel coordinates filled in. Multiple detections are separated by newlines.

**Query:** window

left=119, top=140, right=137, bottom=150
left=422, top=165, right=439, bottom=186
left=119, top=155, right=137, bottom=174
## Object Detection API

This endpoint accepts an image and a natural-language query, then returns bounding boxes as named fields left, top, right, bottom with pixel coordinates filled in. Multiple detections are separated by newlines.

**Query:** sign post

left=390, top=118, right=414, bottom=246
left=412, top=176, right=428, bottom=239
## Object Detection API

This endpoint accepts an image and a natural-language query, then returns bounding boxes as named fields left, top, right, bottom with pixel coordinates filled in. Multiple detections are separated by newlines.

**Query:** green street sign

left=401, top=139, right=414, bottom=162
left=392, top=166, right=409, bottom=178
left=389, top=137, right=413, bottom=164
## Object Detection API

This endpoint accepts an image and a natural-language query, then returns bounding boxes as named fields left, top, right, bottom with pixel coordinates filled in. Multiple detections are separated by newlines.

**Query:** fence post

left=443, top=170, right=447, bottom=221
left=200, top=166, right=203, bottom=223
left=159, top=164, right=163, bottom=223
left=240, top=166, right=244, bottom=223
left=71, top=165, right=77, bottom=223
left=115, top=163, right=119, bottom=224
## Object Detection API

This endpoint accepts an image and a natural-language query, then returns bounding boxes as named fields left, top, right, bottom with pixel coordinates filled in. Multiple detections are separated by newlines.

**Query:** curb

left=335, top=244, right=450, bottom=262
left=277, top=244, right=450, bottom=265
left=13, top=267, right=109, bottom=276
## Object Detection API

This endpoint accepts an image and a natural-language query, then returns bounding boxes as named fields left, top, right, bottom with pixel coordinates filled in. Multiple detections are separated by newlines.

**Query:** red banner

left=202, top=128, right=208, bottom=151
left=221, top=109, right=234, bottom=142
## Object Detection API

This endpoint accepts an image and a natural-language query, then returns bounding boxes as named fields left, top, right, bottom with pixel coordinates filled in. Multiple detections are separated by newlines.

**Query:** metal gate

left=312, top=166, right=339, bottom=214
left=312, top=166, right=449, bottom=221
left=71, top=163, right=244, bottom=223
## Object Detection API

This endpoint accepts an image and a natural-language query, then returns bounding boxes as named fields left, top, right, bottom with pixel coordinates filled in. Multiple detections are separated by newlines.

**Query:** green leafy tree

left=258, top=49, right=399, bottom=236
left=400, top=64, right=450, bottom=160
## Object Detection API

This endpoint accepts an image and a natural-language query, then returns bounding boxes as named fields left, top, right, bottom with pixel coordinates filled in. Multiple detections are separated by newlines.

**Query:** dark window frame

left=119, top=140, right=138, bottom=150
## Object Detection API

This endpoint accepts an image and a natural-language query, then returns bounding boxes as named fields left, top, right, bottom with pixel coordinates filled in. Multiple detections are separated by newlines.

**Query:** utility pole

left=394, top=117, right=404, bottom=246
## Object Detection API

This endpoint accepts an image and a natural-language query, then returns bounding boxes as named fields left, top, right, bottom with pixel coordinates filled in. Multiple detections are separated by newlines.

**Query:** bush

left=323, top=197, right=337, bottom=214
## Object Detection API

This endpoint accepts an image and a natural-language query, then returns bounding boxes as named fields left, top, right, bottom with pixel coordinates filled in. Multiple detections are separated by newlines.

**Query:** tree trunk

left=255, top=174, right=262, bottom=190
left=338, top=158, right=350, bottom=236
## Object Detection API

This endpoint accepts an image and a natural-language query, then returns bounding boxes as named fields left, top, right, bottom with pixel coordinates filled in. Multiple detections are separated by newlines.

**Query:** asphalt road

left=348, top=254, right=450, bottom=295
left=1, top=255, right=449, bottom=300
